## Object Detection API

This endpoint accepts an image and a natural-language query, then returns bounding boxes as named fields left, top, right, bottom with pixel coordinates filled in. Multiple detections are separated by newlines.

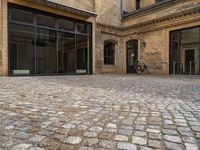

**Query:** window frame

left=104, top=42, right=115, bottom=65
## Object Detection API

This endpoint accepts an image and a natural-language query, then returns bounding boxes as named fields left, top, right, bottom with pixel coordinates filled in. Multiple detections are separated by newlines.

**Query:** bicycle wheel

left=136, top=66, right=142, bottom=74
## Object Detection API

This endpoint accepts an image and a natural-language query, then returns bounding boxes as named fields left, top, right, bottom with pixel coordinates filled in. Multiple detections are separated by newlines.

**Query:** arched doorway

left=126, top=40, right=138, bottom=73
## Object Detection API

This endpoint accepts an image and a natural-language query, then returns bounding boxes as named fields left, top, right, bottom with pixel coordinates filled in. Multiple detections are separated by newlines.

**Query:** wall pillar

left=1, top=0, right=8, bottom=76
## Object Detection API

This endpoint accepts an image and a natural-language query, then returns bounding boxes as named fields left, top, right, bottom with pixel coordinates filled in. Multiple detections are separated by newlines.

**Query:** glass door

left=127, top=40, right=138, bottom=73
left=76, top=35, right=89, bottom=74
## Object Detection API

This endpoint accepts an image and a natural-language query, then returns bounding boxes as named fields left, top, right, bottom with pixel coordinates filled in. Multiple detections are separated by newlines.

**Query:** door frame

left=184, top=49, right=195, bottom=74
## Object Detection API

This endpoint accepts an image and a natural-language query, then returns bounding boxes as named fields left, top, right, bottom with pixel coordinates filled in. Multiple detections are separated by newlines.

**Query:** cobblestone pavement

left=0, top=74, right=200, bottom=150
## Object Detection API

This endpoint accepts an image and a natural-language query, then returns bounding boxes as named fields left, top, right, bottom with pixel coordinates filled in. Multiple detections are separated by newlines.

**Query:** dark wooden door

left=127, top=40, right=138, bottom=73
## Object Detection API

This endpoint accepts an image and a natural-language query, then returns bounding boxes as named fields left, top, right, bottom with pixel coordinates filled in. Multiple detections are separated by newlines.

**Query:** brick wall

left=47, top=0, right=95, bottom=12
left=95, top=0, right=122, bottom=26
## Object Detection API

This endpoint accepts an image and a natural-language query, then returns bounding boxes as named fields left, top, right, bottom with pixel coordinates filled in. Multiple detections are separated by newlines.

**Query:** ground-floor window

left=9, top=4, right=92, bottom=75
left=170, top=26, right=200, bottom=75
left=104, top=42, right=115, bottom=65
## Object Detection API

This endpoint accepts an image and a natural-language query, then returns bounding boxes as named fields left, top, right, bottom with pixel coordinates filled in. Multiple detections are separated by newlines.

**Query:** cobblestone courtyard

left=0, top=75, right=200, bottom=150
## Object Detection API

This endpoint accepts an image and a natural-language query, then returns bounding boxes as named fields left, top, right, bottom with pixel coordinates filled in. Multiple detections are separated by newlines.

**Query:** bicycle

left=135, top=61, right=150, bottom=75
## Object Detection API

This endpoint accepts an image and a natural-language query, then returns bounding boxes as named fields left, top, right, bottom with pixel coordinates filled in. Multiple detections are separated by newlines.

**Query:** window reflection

left=58, top=32, right=75, bottom=74
left=36, top=28, right=57, bottom=74
left=9, top=5, right=92, bottom=75
left=76, top=35, right=89, bottom=73
left=10, top=23, right=34, bottom=75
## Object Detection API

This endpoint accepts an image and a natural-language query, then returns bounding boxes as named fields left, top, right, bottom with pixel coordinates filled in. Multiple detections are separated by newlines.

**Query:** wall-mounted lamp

left=142, top=42, right=146, bottom=48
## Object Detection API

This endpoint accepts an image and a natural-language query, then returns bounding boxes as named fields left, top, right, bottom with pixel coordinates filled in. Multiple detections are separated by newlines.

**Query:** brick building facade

left=0, top=0, right=200, bottom=75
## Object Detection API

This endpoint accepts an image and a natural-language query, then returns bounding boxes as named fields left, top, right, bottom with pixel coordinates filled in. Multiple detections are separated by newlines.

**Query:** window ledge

left=103, top=65, right=118, bottom=67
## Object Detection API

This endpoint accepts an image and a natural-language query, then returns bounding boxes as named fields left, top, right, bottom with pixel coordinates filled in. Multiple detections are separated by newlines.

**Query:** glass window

left=104, top=42, right=115, bottom=65
left=11, top=9, right=33, bottom=24
left=9, top=6, right=92, bottom=75
left=76, top=23, right=88, bottom=33
left=10, top=23, right=34, bottom=75
left=37, top=14, right=56, bottom=27
left=76, top=35, right=89, bottom=73
left=36, top=28, right=57, bottom=74
left=58, top=32, right=75, bottom=74
left=136, top=0, right=140, bottom=10
left=58, top=19, right=74, bottom=31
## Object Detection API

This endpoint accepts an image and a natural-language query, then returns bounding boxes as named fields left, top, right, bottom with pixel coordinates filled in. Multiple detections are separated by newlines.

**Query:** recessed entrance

left=185, top=49, right=195, bottom=74
left=169, top=27, right=200, bottom=75
left=8, top=4, right=92, bottom=76
left=126, top=40, right=138, bottom=73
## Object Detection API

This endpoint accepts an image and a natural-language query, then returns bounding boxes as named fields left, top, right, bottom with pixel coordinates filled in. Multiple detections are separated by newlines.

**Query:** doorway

left=126, top=40, right=138, bottom=73
left=185, top=49, right=195, bottom=74
left=169, top=27, right=200, bottom=75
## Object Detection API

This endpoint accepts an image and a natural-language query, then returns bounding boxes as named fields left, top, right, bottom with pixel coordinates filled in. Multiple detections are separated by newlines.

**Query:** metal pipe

left=190, top=61, right=195, bottom=75
left=179, top=63, right=183, bottom=74
left=173, top=61, right=178, bottom=74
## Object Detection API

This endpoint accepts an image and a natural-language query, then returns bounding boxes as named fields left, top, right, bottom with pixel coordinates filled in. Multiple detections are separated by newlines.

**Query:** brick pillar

left=0, top=0, right=2, bottom=75
left=1, top=0, right=8, bottom=76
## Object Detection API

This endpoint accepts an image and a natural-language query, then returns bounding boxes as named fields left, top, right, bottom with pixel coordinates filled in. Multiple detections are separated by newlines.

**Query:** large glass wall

left=170, top=27, right=200, bottom=75
left=9, top=4, right=92, bottom=75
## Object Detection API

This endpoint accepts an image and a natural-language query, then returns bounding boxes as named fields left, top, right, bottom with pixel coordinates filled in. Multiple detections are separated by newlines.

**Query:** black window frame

left=104, top=42, right=115, bottom=65
left=8, top=3, right=93, bottom=76
left=136, top=0, right=140, bottom=10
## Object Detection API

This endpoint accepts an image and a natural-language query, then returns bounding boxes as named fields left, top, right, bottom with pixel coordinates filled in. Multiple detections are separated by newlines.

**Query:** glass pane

left=76, top=35, right=88, bottom=73
left=76, top=23, right=88, bottom=33
left=37, top=14, right=55, bottom=27
left=36, top=28, right=56, bottom=74
left=11, top=9, right=33, bottom=24
left=10, top=23, right=34, bottom=75
left=181, top=27, right=200, bottom=75
left=58, top=32, right=75, bottom=74
left=59, top=19, right=74, bottom=31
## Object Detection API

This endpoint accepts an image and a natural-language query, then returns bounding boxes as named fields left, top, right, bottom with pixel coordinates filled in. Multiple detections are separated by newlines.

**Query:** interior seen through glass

left=170, top=27, right=200, bottom=75
left=9, top=6, right=92, bottom=75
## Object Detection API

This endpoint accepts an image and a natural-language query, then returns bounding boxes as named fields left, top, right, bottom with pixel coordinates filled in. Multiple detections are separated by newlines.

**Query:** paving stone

left=132, top=136, right=147, bottom=145
left=162, top=129, right=178, bottom=135
left=28, top=135, right=45, bottom=143
left=113, top=135, right=128, bottom=142
left=98, top=140, right=116, bottom=149
left=63, top=136, right=82, bottom=145
left=89, top=127, right=103, bottom=133
left=148, top=133, right=161, bottom=140
left=82, top=138, right=99, bottom=147
left=106, top=123, right=117, bottom=128
left=39, top=138, right=60, bottom=148
left=146, top=129, right=160, bottom=134
left=104, top=128, right=117, bottom=133
left=164, top=141, right=183, bottom=150
left=11, top=144, right=32, bottom=150
left=185, top=143, right=199, bottom=150
left=99, top=132, right=113, bottom=140
left=118, top=129, right=132, bottom=136
left=140, top=146, right=153, bottom=150
left=57, top=143, right=76, bottom=150
left=79, top=146, right=94, bottom=150
left=148, top=140, right=161, bottom=148
left=117, top=142, right=137, bottom=150
left=164, top=135, right=182, bottom=143
left=83, top=132, right=97, bottom=138
left=182, top=136, right=197, bottom=144
left=62, top=123, right=76, bottom=129
left=135, top=131, right=147, bottom=137
left=15, top=131, right=32, bottom=140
